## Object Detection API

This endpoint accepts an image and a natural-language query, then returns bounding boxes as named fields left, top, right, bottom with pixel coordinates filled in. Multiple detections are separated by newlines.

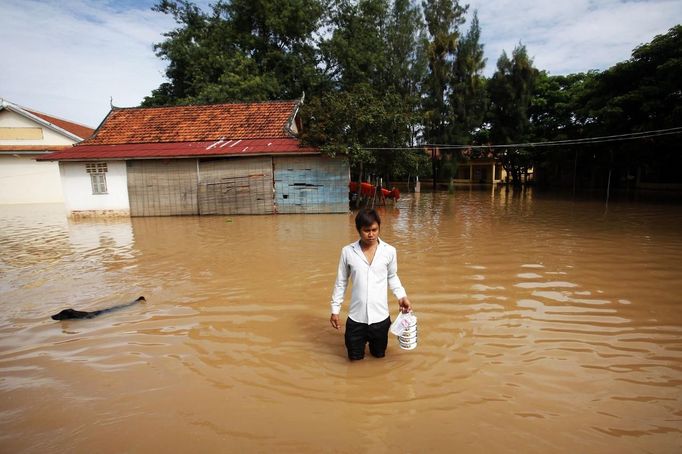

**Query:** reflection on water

left=1, top=188, right=682, bottom=453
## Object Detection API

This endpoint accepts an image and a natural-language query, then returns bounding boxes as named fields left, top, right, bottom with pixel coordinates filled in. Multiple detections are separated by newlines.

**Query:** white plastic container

left=390, top=311, right=414, bottom=335
left=391, top=311, right=418, bottom=350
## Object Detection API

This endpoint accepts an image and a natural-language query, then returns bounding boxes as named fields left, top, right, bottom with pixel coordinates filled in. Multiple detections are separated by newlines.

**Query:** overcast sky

left=1, top=0, right=680, bottom=127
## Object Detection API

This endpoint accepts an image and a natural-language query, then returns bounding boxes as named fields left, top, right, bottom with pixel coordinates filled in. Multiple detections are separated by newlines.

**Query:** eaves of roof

left=0, top=145, right=72, bottom=155
left=36, top=138, right=319, bottom=161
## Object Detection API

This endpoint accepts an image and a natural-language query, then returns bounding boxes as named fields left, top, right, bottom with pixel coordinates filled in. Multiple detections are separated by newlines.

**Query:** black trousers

left=344, top=316, right=391, bottom=360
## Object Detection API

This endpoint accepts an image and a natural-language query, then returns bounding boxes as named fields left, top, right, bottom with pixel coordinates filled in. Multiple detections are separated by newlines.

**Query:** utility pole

left=432, top=147, right=437, bottom=191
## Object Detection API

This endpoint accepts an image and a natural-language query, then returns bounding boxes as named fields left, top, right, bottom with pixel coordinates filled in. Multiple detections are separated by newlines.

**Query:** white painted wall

left=0, top=155, right=64, bottom=204
left=0, top=109, right=77, bottom=204
left=60, top=161, right=130, bottom=214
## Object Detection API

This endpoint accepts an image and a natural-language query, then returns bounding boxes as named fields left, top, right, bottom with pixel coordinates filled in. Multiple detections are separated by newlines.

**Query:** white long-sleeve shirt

left=330, top=239, right=407, bottom=324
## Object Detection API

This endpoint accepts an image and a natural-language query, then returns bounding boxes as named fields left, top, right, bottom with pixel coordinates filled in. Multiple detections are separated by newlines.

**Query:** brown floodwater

left=1, top=188, right=681, bottom=453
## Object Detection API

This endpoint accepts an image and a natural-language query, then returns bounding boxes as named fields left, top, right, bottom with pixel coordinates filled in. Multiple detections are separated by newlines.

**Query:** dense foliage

left=144, top=1, right=682, bottom=189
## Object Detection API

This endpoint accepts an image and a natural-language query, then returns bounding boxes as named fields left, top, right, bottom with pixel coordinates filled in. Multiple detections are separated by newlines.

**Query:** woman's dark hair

left=355, top=208, right=381, bottom=231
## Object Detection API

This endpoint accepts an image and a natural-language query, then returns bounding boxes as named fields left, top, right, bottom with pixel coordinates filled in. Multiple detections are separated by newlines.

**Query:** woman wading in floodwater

left=329, top=208, right=411, bottom=360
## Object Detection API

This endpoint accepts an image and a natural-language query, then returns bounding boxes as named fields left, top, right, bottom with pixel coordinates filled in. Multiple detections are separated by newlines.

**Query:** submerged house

left=0, top=98, right=94, bottom=204
left=453, top=156, right=506, bottom=184
left=39, top=99, right=349, bottom=217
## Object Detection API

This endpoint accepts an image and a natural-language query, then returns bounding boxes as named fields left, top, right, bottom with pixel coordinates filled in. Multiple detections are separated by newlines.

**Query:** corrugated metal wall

left=127, top=155, right=348, bottom=216
left=198, top=157, right=273, bottom=215
left=274, top=156, right=349, bottom=213
left=127, top=159, right=198, bottom=216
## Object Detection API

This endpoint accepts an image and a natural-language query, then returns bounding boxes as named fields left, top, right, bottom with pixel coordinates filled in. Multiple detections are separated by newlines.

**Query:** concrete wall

left=0, top=155, right=64, bottom=204
left=59, top=161, right=130, bottom=217
left=0, top=109, right=75, bottom=204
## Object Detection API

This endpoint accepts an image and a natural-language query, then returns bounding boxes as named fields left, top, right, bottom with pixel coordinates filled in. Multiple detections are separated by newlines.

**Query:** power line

left=360, top=126, right=682, bottom=151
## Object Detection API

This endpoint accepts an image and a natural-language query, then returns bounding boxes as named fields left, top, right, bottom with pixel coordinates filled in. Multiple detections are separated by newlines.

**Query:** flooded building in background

left=39, top=99, right=349, bottom=217
left=453, top=156, right=507, bottom=184
left=0, top=98, right=94, bottom=204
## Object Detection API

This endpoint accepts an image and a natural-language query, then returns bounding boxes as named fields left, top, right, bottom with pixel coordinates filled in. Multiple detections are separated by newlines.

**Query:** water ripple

left=1, top=194, right=682, bottom=452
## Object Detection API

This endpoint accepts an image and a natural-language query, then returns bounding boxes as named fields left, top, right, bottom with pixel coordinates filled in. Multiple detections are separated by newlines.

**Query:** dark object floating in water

left=51, top=296, right=146, bottom=320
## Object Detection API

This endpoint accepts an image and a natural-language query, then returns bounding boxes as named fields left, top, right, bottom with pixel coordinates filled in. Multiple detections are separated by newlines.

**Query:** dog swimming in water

left=51, top=296, right=146, bottom=320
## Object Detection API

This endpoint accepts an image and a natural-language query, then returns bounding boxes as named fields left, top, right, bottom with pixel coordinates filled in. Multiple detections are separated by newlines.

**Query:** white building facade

left=0, top=99, right=93, bottom=204
left=59, top=161, right=131, bottom=217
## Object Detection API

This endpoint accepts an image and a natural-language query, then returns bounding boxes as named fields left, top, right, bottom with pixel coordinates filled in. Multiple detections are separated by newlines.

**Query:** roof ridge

left=113, top=99, right=299, bottom=111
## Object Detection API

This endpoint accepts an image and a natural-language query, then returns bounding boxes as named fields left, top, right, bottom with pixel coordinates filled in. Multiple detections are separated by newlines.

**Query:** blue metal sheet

left=273, top=156, right=349, bottom=213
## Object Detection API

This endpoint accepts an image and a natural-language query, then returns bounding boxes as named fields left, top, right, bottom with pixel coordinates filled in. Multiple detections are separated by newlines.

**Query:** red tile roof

left=36, top=138, right=316, bottom=161
left=82, top=100, right=301, bottom=145
left=25, top=110, right=94, bottom=139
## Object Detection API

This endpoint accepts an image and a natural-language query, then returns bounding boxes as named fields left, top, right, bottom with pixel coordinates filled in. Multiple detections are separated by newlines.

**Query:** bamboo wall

left=127, top=159, right=198, bottom=216
left=198, top=157, right=273, bottom=215
left=127, top=155, right=348, bottom=217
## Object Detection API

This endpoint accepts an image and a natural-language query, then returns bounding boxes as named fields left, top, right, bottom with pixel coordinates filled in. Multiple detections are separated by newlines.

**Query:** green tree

left=385, top=0, right=429, bottom=146
left=570, top=25, right=682, bottom=188
left=527, top=71, right=595, bottom=188
left=318, top=0, right=390, bottom=91
left=579, top=25, right=682, bottom=133
left=378, top=0, right=429, bottom=180
left=421, top=0, right=467, bottom=144
left=450, top=10, right=487, bottom=145
left=305, top=0, right=391, bottom=183
left=302, top=0, right=427, bottom=183
left=530, top=72, right=591, bottom=141
left=421, top=0, right=467, bottom=186
left=487, top=44, right=539, bottom=185
left=142, top=0, right=324, bottom=106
